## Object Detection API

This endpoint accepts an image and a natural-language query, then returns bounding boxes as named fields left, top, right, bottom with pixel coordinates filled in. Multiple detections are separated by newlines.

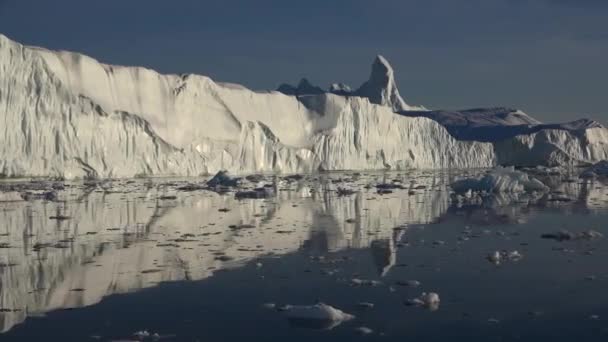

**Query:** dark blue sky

left=1, top=0, right=606, bottom=122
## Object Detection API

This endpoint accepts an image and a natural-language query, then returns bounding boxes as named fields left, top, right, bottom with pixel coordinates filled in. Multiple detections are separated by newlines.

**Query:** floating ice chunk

left=350, top=278, right=382, bottom=286
left=206, top=170, right=241, bottom=188
left=452, top=167, right=549, bottom=194
left=284, top=303, right=355, bottom=329
left=354, top=326, right=374, bottom=335
left=262, top=303, right=276, bottom=309
left=396, top=280, right=421, bottom=288
left=487, top=251, right=502, bottom=265
left=507, top=250, right=523, bottom=261
left=487, top=250, right=523, bottom=265
left=406, top=292, right=440, bottom=310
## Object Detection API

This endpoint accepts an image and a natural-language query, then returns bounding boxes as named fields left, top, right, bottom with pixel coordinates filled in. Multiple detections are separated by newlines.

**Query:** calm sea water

left=1, top=171, right=607, bottom=341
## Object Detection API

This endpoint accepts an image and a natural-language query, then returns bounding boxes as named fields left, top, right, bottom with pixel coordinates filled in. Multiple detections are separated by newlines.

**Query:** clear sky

left=0, top=0, right=606, bottom=123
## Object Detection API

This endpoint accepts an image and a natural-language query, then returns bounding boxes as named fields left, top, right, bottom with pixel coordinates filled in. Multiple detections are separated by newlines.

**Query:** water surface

left=1, top=171, right=607, bottom=341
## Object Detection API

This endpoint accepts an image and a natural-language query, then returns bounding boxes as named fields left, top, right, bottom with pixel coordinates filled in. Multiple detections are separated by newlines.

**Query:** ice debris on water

left=132, top=330, right=160, bottom=340
left=487, top=250, right=524, bottom=265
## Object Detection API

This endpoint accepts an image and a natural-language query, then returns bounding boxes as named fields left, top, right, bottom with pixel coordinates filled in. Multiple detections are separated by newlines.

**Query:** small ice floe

left=406, top=292, right=440, bottom=311
left=507, top=251, right=523, bottom=261
left=487, top=251, right=502, bottom=265
left=131, top=330, right=160, bottom=340
left=487, top=250, right=524, bottom=265
left=262, top=303, right=276, bottom=309
left=350, top=278, right=382, bottom=287
left=206, top=170, right=241, bottom=188
left=283, top=303, right=355, bottom=330
left=356, top=302, right=375, bottom=309
left=133, top=330, right=150, bottom=339
left=354, top=326, right=374, bottom=335
left=395, top=280, right=421, bottom=288
left=541, top=230, right=603, bottom=242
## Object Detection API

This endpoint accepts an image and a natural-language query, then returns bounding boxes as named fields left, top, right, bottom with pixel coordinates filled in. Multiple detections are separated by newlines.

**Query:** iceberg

left=452, top=167, right=549, bottom=193
left=1, top=33, right=607, bottom=179
left=0, top=34, right=493, bottom=179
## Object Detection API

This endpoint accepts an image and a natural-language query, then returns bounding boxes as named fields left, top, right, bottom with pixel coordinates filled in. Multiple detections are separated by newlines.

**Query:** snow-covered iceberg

left=0, top=34, right=493, bottom=179
left=1, top=33, right=607, bottom=179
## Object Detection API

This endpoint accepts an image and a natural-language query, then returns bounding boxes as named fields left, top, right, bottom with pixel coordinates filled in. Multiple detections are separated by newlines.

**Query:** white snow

left=452, top=167, right=549, bottom=194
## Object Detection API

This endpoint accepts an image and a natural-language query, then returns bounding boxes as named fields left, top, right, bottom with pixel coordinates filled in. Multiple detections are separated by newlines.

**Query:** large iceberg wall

left=494, top=127, right=608, bottom=167
left=400, top=108, right=608, bottom=166
left=0, top=34, right=494, bottom=179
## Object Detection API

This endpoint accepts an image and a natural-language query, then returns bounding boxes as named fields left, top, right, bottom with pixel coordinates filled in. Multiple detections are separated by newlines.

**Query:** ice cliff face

left=401, top=108, right=608, bottom=166
left=0, top=34, right=493, bottom=179
left=1, top=33, right=606, bottom=178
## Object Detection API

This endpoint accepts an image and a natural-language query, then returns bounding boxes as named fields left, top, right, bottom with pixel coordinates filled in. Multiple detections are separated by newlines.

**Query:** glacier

left=0, top=33, right=606, bottom=179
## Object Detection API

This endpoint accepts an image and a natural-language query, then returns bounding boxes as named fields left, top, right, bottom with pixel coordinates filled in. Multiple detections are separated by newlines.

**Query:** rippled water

left=1, top=171, right=608, bottom=341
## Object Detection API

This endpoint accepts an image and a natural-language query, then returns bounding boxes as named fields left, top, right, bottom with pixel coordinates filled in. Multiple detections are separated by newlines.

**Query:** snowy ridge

left=0, top=34, right=493, bottom=178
